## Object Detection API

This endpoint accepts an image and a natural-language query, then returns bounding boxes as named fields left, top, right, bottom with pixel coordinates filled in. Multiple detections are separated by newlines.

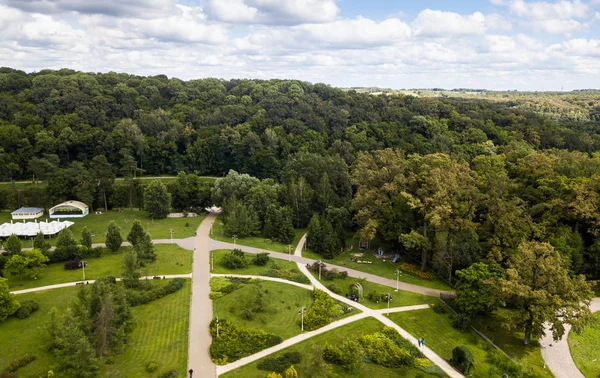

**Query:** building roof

left=50, top=200, right=89, bottom=212
left=11, top=207, right=44, bottom=215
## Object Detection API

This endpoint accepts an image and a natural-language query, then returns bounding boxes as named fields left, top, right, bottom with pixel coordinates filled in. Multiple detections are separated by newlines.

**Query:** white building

left=11, top=207, right=44, bottom=220
left=49, top=200, right=89, bottom=218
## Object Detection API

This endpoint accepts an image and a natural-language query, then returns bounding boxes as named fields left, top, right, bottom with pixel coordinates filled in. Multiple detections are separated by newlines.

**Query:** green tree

left=263, top=205, right=295, bottom=244
left=500, top=241, right=593, bottom=344
left=126, top=220, right=146, bottom=247
left=223, top=197, right=259, bottom=237
left=6, top=249, right=49, bottom=282
left=0, top=277, right=20, bottom=322
left=33, top=232, right=51, bottom=254
left=54, top=228, right=79, bottom=262
left=120, top=151, right=140, bottom=210
left=92, top=154, right=115, bottom=212
left=212, top=170, right=260, bottom=206
left=455, top=262, right=503, bottom=318
left=5, top=234, right=21, bottom=255
left=144, top=180, right=171, bottom=219
left=105, top=221, right=123, bottom=253
left=306, top=345, right=333, bottom=378
left=81, top=227, right=93, bottom=249
left=122, top=248, right=140, bottom=288
left=135, top=233, right=156, bottom=264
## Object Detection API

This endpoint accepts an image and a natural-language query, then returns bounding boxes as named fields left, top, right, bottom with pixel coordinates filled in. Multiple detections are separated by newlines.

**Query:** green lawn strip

left=0, top=287, right=78, bottom=377
left=569, top=312, right=600, bottom=378
left=309, top=271, right=437, bottom=309
left=302, top=246, right=452, bottom=291
left=471, top=309, right=553, bottom=378
left=222, top=317, right=440, bottom=378
left=213, top=280, right=315, bottom=340
left=101, top=280, right=191, bottom=377
left=211, top=249, right=300, bottom=276
left=0, top=176, right=217, bottom=189
left=7, top=244, right=192, bottom=290
left=211, top=219, right=305, bottom=253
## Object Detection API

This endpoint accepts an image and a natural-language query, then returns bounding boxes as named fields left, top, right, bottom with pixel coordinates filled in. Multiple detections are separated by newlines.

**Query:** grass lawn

left=211, top=249, right=300, bottom=275
left=7, top=244, right=192, bottom=290
left=0, top=176, right=218, bottom=189
left=302, top=245, right=452, bottom=291
left=102, top=280, right=191, bottom=377
left=309, top=271, right=437, bottom=310
left=222, top=317, right=442, bottom=378
left=210, top=219, right=305, bottom=254
left=470, top=309, right=553, bottom=378
left=213, top=280, right=314, bottom=339
left=568, top=312, right=600, bottom=378
left=392, top=308, right=553, bottom=378
left=0, top=280, right=191, bottom=377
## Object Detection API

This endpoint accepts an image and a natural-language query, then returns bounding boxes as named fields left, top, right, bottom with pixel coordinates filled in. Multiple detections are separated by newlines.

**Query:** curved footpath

left=541, top=297, right=600, bottom=378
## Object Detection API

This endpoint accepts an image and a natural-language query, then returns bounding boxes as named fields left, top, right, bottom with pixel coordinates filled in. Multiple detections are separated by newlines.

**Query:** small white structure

left=49, top=200, right=89, bottom=219
left=0, top=220, right=74, bottom=238
left=11, top=207, right=44, bottom=220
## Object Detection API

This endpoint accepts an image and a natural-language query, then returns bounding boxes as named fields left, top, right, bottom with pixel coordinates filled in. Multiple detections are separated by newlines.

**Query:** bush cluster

left=450, top=346, right=475, bottom=375
left=252, top=252, right=270, bottom=266
left=126, top=278, right=185, bottom=306
left=264, top=267, right=310, bottom=284
left=221, top=249, right=248, bottom=269
left=399, top=263, right=436, bottom=279
left=431, top=302, right=449, bottom=314
left=209, top=277, right=250, bottom=299
left=451, top=313, right=471, bottom=331
left=257, top=352, right=302, bottom=373
left=359, top=332, right=414, bottom=367
left=209, top=318, right=282, bottom=364
left=4, top=354, right=36, bottom=373
left=486, top=349, right=523, bottom=377
left=323, top=339, right=363, bottom=371
left=146, top=361, right=158, bottom=373
left=14, top=300, right=39, bottom=319
left=306, top=262, right=348, bottom=280
left=64, top=259, right=83, bottom=270
left=303, top=289, right=344, bottom=331
left=157, top=369, right=179, bottom=378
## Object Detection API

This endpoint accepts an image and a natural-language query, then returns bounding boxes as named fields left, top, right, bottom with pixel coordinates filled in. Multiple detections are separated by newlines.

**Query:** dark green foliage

left=135, top=233, right=156, bottom=264
left=4, top=235, right=21, bottom=255
left=222, top=197, right=259, bottom=237
left=323, top=339, right=363, bottom=371
left=105, top=221, right=123, bottom=252
left=3, top=354, right=36, bottom=373
left=33, top=232, right=51, bottom=254
left=14, top=300, right=39, bottom=319
left=455, top=262, right=503, bottom=317
left=50, top=228, right=78, bottom=262
left=306, top=214, right=339, bottom=258
left=221, top=249, right=248, bottom=269
left=431, top=302, right=449, bottom=314
left=209, top=318, right=282, bottom=363
left=450, top=346, right=475, bottom=375
left=125, top=278, right=185, bottom=306
left=81, top=227, right=93, bottom=249
left=157, top=370, right=179, bottom=378
left=126, top=220, right=146, bottom=247
left=381, top=327, right=424, bottom=358
left=64, top=259, right=83, bottom=270
left=252, top=252, right=270, bottom=266
left=264, top=267, right=311, bottom=284
left=257, top=352, right=302, bottom=373
left=451, top=313, right=472, bottom=331
left=144, top=180, right=171, bottom=219
left=263, top=205, right=295, bottom=244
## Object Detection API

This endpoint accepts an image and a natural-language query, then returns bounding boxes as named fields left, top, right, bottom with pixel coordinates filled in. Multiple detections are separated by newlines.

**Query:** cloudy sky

left=0, top=0, right=599, bottom=90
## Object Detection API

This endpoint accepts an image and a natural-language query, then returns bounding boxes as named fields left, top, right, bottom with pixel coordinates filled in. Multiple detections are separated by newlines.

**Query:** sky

left=0, top=0, right=599, bottom=90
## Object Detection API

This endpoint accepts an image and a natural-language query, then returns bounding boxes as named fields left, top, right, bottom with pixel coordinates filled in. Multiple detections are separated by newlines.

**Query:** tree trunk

left=420, top=215, right=428, bottom=272
left=129, top=185, right=133, bottom=210
left=523, top=316, right=533, bottom=345
left=103, top=190, right=108, bottom=212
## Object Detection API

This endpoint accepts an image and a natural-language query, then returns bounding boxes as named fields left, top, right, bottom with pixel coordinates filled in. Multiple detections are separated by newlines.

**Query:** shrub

left=423, top=365, right=447, bottom=377
left=14, top=300, right=39, bottom=319
left=381, top=327, right=424, bottom=358
left=4, top=354, right=36, bottom=373
left=431, top=302, right=449, bottom=314
left=64, top=259, right=82, bottom=270
left=451, top=313, right=471, bottom=331
left=91, top=247, right=104, bottom=258
left=486, top=349, right=522, bottom=377
left=303, top=290, right=344, bottom=331
left=359, top=332, right=414, bottom=368
left=264, top=268, right=310, bottom=284
left=146, top=361, right=158, bottom=373
left=257, top=352, right=302, bottom=373
left=209, top=318, right=282, bottom=363
left=327, top=284, right=342, bottom=294
left=414, top=358, right=432, bottom=369
left=253, top=252, right=270, bottom=266
left=323, top=339, right=363, bottom=371
left=222, top=249, right=248, bottom=269
left=450, top=346, right=475, bottom=375
left=157, top=370, right=179, bottom=378
left=126, top=278, right=185, bottom=306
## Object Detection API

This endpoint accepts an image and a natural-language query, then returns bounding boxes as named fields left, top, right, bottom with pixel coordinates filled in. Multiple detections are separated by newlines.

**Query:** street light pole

left=288, top=244, right=291, bottom=262
left=386, top=293, right=391, bottom=316
left=394, top=269, right=402, bottom=292
left=216, top=317, right=219, bottom=338
left=169, top=228, right=174, bottom=244
left=317, top=260, right=322, bottom=280
left=232, top=235, right=237, bottom=246
left=80, top=261, right=87, bottom=281
left=299, top=306, right=306, bottom=331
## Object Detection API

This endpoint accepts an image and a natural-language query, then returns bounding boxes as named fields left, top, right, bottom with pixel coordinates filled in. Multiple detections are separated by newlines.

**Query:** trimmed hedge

left=14, top=300, right=39, bottom=320
left=64, top=259, right=82, bottom=270
left=257, top=352, right=302, bottom=373
left=4, top=354, right=36, bottom=373
left=126, top=278, right=185, bottom=306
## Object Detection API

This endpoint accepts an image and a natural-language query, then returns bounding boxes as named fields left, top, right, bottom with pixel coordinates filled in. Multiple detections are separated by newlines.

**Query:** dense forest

left=1, top=67, right=600, bottom=287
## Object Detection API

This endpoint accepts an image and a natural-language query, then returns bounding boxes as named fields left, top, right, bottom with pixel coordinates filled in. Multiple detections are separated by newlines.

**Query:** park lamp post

left=298, top=306, right=307, bottom=331
left=80, top=260, right=87, bottom=281
left=288, top=244, right=292, bottom=262
left=211, top=252, right=214, bottom=272
left=394, top=269, right=402, bottom=292
left=216, top=317, right=220, bottom=338
left=232, top=235, right=238, bottom=246
left=317, top=260, right=322, bottom=280
left=386, top=293, right=392, bottom=316
left=169, top=228, right=174, bottom=244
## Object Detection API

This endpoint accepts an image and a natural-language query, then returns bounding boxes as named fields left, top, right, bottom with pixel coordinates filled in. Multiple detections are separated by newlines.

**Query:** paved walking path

left=541, top=297, right=600, bottom=378
left=210, top=239, right=448, bottom=297
left=188, top=213, right=218, bottom=378
left=10, top=274, right=191, bottom=294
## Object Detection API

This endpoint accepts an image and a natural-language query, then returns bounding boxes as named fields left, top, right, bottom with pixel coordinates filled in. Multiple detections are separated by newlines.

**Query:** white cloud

left=5, top=0, right=177, bottom=18
left=207, top=0, right=339, bottom=25
left=412, top=9, right=510, bottom=37
left=527, top=18, right=584, bottom=33
left=501, top=0, right=589, bottom=20
left=562, top=38, right=600, bottom=56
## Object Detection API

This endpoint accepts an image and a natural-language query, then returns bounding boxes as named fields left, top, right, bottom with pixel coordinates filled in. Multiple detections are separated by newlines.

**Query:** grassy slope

left=391, top=308, right=553, bottom=378
left=0, top=280, right=191, bottom=377
left=309, top=271, right=437, bottom=309
left=211, top=249, right=300, bottom=275
left=6, top=244, right=192, bottom=290
left=213, top=280, right=314, bottom=339
left=211, top=219, right=305, bottom=254
left=222, top=317, right=440, bottom=378
left=568, top=312, right=600, bottom=378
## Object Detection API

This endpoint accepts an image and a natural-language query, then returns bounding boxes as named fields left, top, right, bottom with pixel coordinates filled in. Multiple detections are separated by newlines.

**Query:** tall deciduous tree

left=92, top=154, right=115, bottom=212
left=6, top=249, right=49, bottom=281
left=0, top=277, right=20, bottom=322
left=499, top=241, right=593, bottom=345
left=455, top=262, right=503, bottom=318
left=144, top=180, right=171, bottom=219
left=105, top=221, right=123, bottom=253
left=81, top=227, right=93, bottom=249
left=5, top=234, right=21, bottom=255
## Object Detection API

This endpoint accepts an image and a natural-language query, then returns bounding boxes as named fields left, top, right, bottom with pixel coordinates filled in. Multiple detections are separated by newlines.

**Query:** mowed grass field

left=391, top=308, right=553, bottom=378
left=6, top=244, right=192, bottom=290
left=210, top=219, right=305, bottom=254
left=222, top=317, right=441, bottom=378
left=308, top=271, right=437, bottom=309
left=213, top=279, right=314, bottom=339
left=0, top=280, right=191, bottom=377
left=568, top=311, right=600, bottom=378
left=102, top=280, right=191, bottom=377
left=211, top=249, right=300, bottom=275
